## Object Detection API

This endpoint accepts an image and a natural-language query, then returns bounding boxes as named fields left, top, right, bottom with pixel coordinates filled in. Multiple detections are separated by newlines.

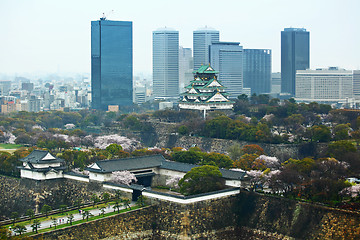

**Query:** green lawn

left=0, top=143, right=23, bottom=149
left=24, top=205, right=141, bottom=236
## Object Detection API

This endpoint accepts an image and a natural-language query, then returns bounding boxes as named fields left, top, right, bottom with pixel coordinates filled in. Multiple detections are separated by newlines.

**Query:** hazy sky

left=0, top=0, right=359, bottom=76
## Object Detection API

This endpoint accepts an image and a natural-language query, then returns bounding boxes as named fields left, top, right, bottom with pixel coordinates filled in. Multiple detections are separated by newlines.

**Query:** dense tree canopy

left=178, top=165, right=225, bottom=195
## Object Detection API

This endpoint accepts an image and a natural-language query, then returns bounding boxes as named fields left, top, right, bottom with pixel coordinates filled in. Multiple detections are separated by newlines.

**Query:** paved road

left=11, top=203, right=134, bottom=235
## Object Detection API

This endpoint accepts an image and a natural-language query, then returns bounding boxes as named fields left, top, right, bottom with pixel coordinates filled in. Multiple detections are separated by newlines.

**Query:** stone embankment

left=31, top=192, right=360, bottom=240
left=0, top=176, right=109, bottom=219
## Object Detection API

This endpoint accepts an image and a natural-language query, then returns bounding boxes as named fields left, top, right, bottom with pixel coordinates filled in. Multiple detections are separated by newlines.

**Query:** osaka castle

left=179, top=65, right=234, bottom=113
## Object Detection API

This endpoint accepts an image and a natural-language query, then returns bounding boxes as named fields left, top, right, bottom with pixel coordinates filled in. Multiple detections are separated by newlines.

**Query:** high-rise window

left=193, top=27, right=219, bottom=70
left=153, top=28, right=179, bottom=99
left=281, top=28, right=309, bottom=96
left=209, top=42, right=243, bottom=98
left=91, top=19, right=133, bottom=110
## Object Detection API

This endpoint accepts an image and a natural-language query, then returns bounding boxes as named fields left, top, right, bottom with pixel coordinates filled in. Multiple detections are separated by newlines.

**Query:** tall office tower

left=271, top=72, right=281, bottom=94
left=295, top=67, right=353, bottom=102
left=281, top=28, right=309, bottom=96
left=209, top=42, right=243, bottom=98
left=353, top=70, right=360, bottom=99
left=243, top=49, right=272, bottom=95
left=91, top=17, right=133, bottom=110
left=193, top=27, right=219, bottom=70
left=179, top=46, right=193, bottom=92
left=153, top=28, right=179, bottom=99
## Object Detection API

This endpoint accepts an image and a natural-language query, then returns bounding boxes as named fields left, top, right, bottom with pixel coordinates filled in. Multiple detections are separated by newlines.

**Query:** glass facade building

left=193, top=28, right=219, bottom=70
left=281, top=28, right=309, bottom=96
left=243, top=49, right=272, bottom=95
left=153, top=28, right=179, bottom=99
left=91, top=19, right=133, bottom=110
left=209, top=42, right=243, bottom=98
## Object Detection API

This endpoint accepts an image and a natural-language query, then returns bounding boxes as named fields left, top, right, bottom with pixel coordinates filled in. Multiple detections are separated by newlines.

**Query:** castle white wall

left=20, top=169, right=63, bottom=180
left=63, top=173, right=89, bottom=182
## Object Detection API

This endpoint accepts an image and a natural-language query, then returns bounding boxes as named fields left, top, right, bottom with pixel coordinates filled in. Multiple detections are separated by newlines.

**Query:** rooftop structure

left=18, top=150, right=66, bottom=180
left=86, top=154, right=246, bottom=187
left=178, top=65, right=234, bottom=114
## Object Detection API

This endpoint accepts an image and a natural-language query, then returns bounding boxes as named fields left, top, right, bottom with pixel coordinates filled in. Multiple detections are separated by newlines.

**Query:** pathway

left=11, top=202, right=134, bottom=235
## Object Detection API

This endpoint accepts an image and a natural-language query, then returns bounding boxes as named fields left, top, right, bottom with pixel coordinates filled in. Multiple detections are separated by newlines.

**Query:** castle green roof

left=193, top=65, right=219, bottom=74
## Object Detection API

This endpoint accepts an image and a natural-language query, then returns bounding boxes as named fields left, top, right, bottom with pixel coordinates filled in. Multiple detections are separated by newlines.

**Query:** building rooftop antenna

left=100, top=10, right=114, bottom=21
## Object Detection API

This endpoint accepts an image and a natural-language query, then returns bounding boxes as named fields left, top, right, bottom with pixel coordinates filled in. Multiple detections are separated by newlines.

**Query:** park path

left=12, top=202, right=134, bottom=235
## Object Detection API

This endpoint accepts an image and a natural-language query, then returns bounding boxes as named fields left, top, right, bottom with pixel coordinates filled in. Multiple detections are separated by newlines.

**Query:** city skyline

left=0, top=0, right=359, bottom=76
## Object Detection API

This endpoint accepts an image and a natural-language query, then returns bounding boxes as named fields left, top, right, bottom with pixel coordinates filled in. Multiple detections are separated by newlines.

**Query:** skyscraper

left=179, top=46, right=193, bottom=92
left=91, top=18, right=133, bottom=110
left=153, top=28, right=179, bottom=99
left=209, top=42, right=243, bottom=98
left=243, top=49, right=272, bottom=95
left=281, top=28, right=310, bottom=96
left=193, top=27, right=219, bottom=70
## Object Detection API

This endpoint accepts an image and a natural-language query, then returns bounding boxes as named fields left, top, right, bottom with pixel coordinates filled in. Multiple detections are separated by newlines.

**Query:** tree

left=328, top=140, right=357, bottom=161
left=11, top=212, right=19, bottom=225
left=242, top=144, right=264, bottom=155
left=30, top=219, right=41, bottom=233
left=178, top=165, right=225, bottom=196
left=91, top=194, right=100, bottom=207
left=227, top=143, right=242, bottom=161
left=113, top=200, right=122, bottom=213
left=102, top=192, right=111, bottom=203
left=100, top=207, right=106, bottom=217
left=233, top=153, right=261, bottom=171
left=82, top=210, right=93, bottom=221
left=136, top=196, right=147, bottom=207
left=123, top=198, right=131, bottom=210
left=59, top=204, right=67, bottom=214
left=106, top=143, right=123, bottom=155
left=52, top=218, right=58, bottom=229
left=40, top=204, right=52, bottom=216
left=111, top=171, right=137, bottom=185
left=67, top=213, right=74, bottom=225
left=200, top=152, right=233, bottom=169
left=74, top=198, right=82, bottom=209
left=114, top=190, right=122, bottom=201
left=177, top=125, right=189, bottom=135
left=13, top=224, right=26, bottom=236
left=311, top=125, right=331, bottom=142
left=171, top=150, right=204, bottom=164
left=26, top=209, right=35, bottom=219
left=333, top=124, right=351, bottom=140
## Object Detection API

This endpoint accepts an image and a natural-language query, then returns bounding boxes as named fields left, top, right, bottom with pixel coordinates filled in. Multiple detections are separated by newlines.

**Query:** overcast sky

left=0, top=0, right=359, bottom=76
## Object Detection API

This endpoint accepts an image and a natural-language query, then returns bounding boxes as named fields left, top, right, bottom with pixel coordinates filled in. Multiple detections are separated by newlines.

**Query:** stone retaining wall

left=31, top=192, right=360, bottom=240
left=0, top=176, right=110, bottom=219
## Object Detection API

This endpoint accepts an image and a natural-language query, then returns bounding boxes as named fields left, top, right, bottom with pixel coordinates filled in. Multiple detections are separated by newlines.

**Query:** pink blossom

left=166, top=176, right=181, bottom=188
left=94, top=134, right=141, bottom=151
left=72, top=168, right=89, bottom=176
left=256, top=155, right=280, bottom=169
left=340, top=185, right=360, bottom=198
left=111, top=171, right=137, bottom=186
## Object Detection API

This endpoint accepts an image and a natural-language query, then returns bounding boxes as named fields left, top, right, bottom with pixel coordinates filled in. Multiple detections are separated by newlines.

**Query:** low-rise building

left=295, top=67, right=353, bottom=103
left=18, top=150, right=66, bottom=180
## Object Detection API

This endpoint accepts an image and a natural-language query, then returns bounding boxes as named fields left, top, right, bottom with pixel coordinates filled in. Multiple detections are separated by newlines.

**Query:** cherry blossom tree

left=111, top=171, right=137, bottom=185
left=340, top=185, right=360, bottom=198
left=94, top=134, right=141, bottom=151
left=247, top=170, right=264, bottom=191
left=72, top=168, right=89, bottom=176
left=256, top=155, right=280, bottom=169
left=64, top=123, right=76, bottom=130
left=166, top=176, right=181, bottom=189
left=4, top=132, right=16, bottom=144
